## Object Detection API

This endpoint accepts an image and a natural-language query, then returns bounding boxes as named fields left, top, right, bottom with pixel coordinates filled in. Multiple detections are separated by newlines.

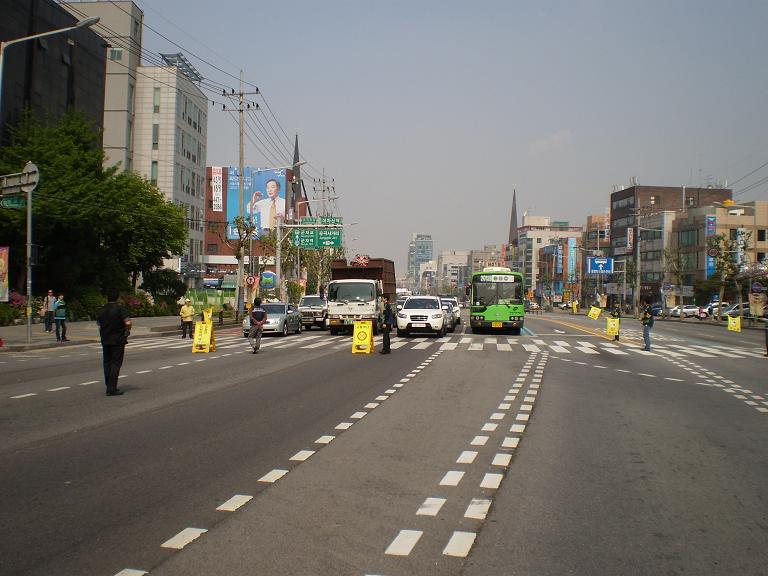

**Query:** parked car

left=242, top=302, right=302, bottom=337
left=722, top=302, right=754, bottom=318
left=670, top=304, right=705, bottom=318
left=298, top=295, right=328, bottom=330
left=705, top=301, right=730, bottom=317
left=396, top=296, right=446, bottom=337
left=440, top=296, right=461, bottom=325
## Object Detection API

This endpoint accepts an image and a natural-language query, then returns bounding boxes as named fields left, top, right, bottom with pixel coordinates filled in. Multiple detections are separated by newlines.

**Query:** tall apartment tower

left=407, top=234, right=433, bottom=289
left=61, top=1, right=143, bottom=171
left=133, top=54, right=208, bottom=287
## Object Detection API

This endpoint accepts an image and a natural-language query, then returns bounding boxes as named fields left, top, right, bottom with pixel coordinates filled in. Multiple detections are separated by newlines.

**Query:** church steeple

left=508, top=189, right=519, bottom=247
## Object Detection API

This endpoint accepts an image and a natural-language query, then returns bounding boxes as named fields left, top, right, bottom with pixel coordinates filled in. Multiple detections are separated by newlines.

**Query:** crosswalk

left=99, top=332, right=766, bottom=359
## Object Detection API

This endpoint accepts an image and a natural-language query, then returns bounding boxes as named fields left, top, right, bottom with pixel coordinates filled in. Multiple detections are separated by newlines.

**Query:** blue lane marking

left=522, top=326, right=536, bottom=336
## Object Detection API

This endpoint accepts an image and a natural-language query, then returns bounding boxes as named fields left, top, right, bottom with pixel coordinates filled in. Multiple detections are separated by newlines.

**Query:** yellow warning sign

left=727, top=314, right=741, bottom=333
left=606, top=317, right=620, bottom=336
left=352, top=320, right=374, bottom=354
left=588, top=306, right=602, bottom=320
left=192, top=314, right=216, bottom=353
left=571, top=301, right=578, bottom=314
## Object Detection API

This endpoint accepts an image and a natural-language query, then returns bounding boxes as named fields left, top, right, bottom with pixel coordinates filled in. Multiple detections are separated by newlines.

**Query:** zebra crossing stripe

left=523, top=344, right=541, bottom=353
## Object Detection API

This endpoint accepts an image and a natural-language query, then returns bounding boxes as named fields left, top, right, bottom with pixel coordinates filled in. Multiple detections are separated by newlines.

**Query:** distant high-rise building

left=407, top=234, right=433, bottom=289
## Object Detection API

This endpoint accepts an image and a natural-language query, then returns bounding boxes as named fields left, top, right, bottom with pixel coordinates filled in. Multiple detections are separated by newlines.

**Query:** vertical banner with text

left=0, top=246, right=8, bottom=302
left=211, top=167, right=223, bottom=212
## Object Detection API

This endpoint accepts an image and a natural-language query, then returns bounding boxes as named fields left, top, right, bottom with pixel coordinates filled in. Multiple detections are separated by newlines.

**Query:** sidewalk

left=0, top=316, right=240, bottom=352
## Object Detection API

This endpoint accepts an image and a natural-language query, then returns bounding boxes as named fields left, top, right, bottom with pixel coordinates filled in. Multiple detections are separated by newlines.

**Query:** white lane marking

left=492, top=453, right=512, bottom=467
left=160, top=527, right=207, bottom=549
left=350, top=411, right=367, bottom=419
left=533, top=339, right=546, bottom=345
left=176, top=362, right=190, bottom=366
left=399, top=378, right=410, bottom=383
left=489, top=412, right=505, bottom=420
left=389, top=341, right=409, bottom=349
left=615, top=369, right=631, bottom=373
left=605, top=349, right=629, bottom=355
left=406, top=373, right=417, bottom=378
left=80, top=380, right=99, bottom=385
left=502, top=437, right=520, bottom=449
left=523, top=396, right=536, bottom=403
left=456, top=451, right=478, bottom=464
left=757, top=408, right=768, bottom=413
left=114, top=570, right=148, bottom=576
left=158, top=365, right=173, bottom=370
left=440, top=471, right=465, bottom=486
left=520, top=404, right=533, bottom=412
left=11, top=393, right=37, bottom=399
left=469, top=343, right=483, bottom=351
left=497, top=343, right=512, bottom=352
left=135, top=370, right=152, bottom=374
left=510, top=424, right=526, bottom=433
left=118, top=375, right=127, bottom=379
left=484, top=337, right=497, bottom=344
left=301, top=340, right=335, bottom=349
left=385, top=389, right=397, bottom=394
left=416, top=497, right=446, bottom=516
left=665, top=377, right=684, bottom=382
left=498, top=403, right=512, bottom=410
left=523, top=344, right=541, bottom=353
left=375, top=395, right=389, bottom=401
left=394, top=383, right=404, bottom=388
left=315, top=435, right=335, bottom=444
left=365, top=403, right=380, bottom=409
left=216, top=494, right=253, bottom=512
left=638, top=373, right=656, bottom=378
left=600, top=342, right=619, bottom=348
left=504, top=395, right=515, bottom=401
left=481, top=423, right=498, bottom=432
left=443, top=531, right=477, bottom=557
left=516, top=413, right=530, bottom=422
left=480, top=473, right=504, bottom=489
left=578, top=341, right=596, bottom=347
left=47, top=386, right=70, bottom=392
left=464, top=499, right=492, bottom=520
left=470, top=436, right=489, bottom=446
left=440, top=342, right=458, bottom=350
left=258, top=469, right=289, bottom=483
left=460, top=337, right=472, bottom=344
left=553, top=341, right=570, bottom=347
left=335, top=422, right=353, bottom=430
left=413, top=341, right=433, bottom=350
left=385, top=530, right=422, bottom=556
left=289, top=450, right=315, bottom=462
left=576, top=346, right=600, bottom=354
left=530, top=384, right=540, bottom=389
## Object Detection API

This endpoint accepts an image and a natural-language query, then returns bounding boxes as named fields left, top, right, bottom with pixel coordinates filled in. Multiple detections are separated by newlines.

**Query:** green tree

left=141, top=267, right=186, bottom=305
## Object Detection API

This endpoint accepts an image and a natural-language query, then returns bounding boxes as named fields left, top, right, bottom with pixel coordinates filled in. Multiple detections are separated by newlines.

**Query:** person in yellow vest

left=179, top=299, right=195, bottom=339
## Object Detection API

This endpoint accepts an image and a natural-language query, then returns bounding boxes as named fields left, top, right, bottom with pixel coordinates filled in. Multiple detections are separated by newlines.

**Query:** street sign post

left=587, top=257, right=614, bottom=274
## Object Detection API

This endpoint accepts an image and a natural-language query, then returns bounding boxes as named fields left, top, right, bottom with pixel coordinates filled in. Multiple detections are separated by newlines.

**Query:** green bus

left=468, top=267, right=525, bottom=335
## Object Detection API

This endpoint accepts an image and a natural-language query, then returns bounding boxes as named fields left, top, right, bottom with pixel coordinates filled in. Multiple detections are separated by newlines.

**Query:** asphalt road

left=0, top=312, right=765, bottom=575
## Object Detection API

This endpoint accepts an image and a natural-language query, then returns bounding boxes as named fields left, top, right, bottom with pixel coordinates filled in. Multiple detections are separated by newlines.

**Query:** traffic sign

left=0, top=196, right=26, bottom=209
left=293, top=228, right=317, bottom=248
left=587, top=257, right=614, bottom=274
left=245, top=275, right=256, bottom=286
left=300, top=217, right=317, bottom=225
left=0, top=161, right=39, bottom=197
left=317, top=228, right=342, bottom=247
left=320, top=216, right=342, bottom=225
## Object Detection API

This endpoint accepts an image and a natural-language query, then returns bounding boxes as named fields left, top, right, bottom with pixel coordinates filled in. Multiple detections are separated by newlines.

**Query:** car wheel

left=304, top=324, right=311, bottom=331
left=281, top=323, right=288, bottom=337
left=296, top=322, right=302, bottom=334
left=397, top=329, right=407, bottom=337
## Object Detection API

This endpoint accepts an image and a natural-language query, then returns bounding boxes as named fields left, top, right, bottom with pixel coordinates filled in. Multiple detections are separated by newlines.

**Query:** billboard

left=567, top=237, right=577, bottom=282
left=705, top=215, right=717, bottom=278
left=211, top=167, right=223, bottom=212
left=0, top=246, right=8, bottom=302
left=225, top=168, right=288, bottom=239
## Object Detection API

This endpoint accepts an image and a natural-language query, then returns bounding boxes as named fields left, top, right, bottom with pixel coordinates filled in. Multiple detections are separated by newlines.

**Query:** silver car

left=242, top=302, right=302, bottom=337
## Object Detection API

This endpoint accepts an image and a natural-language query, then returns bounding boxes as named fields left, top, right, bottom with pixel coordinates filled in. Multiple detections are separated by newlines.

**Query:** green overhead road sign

left=317, top=228, right=342, bottom=247
left=300, top=217, right=318, bottom=225
left=0, top=196, right=26, bottom=209
left=293, top=228, right=317, bottom=248
left=320, top=216, right=342, bottom=225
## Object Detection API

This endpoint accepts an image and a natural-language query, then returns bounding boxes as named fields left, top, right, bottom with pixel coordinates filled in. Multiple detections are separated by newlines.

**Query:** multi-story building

left=536, top=237, right=583, bottom=304
left=469, top=245, right=503, bottom=275
left=418, top=260, right=437, bottom=294
left=407, top=233, right=433, bottom=290
left=1, top=0, right=106, bottom=146
left=516, top=216, right=583, bottom=295
left=133, top=53, right=207, bottom=287
left=61, top=0, right=142, bottom=171
left=580, top=213, right=612, bottom=304
left=436, top=250, right=470, bottom=294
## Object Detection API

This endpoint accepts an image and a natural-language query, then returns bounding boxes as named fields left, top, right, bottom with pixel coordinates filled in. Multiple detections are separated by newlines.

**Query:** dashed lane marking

left=416, top=497, right=446, bottom=517
left=385, top=530, right=423, bottom=556
left=440, top=471, right=465, bottom=486
left=464, top=498, right=492, bottom=520
left=443, top=531, right=477, bottom=557
left=258, top=469, right=289, bottom=483
left=216, top=495, right=253, bottom=512
left=160, top=527, right=207, bottom=550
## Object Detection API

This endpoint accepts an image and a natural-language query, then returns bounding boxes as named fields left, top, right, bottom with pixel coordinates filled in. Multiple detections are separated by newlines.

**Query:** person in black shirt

left=380, top=295, right=395, bottom=354
left=248, top=297, right=268, bottom=353
left=96, top=289, right=132, bottom=396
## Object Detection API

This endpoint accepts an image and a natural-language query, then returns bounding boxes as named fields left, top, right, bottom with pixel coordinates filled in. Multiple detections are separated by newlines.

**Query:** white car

left=670, top=304, right=703, bottom=318
left=397, top=296, right=446, bottom=337
left=440, top=297, right=461, bottom=325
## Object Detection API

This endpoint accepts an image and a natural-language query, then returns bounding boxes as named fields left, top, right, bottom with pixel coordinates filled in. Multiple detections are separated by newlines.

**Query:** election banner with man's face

left=226, top=168, right=287, bottom=239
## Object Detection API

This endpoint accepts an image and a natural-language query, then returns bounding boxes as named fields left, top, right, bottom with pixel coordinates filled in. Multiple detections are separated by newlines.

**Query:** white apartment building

left=516, top=215, right=583, bottom=293
left=437, top=250, right=470, bottom=293
left=133, top=54, right=207, bottom=286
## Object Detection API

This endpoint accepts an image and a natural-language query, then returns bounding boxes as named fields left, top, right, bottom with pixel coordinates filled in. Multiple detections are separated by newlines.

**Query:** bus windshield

left=472, top=280, right=523, bottom=306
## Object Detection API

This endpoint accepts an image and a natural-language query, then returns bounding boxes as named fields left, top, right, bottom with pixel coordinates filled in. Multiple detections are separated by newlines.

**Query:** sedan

left=242, top=302, right=302, bottom=337
left=670, top=305, right=704, bottom=318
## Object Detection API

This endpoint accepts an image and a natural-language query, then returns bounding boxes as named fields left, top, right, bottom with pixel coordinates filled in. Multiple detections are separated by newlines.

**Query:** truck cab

left=326, top=279, right=383, bottom=335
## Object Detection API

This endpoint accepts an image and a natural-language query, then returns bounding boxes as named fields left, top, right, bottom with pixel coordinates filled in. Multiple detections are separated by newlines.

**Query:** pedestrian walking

left=179, top=298, right=195, bottom=339
left=96, top=289, right=132, bottom=396
left=42, top=289, right=56, bottom=333
left=641, top=301, right=654, bottom=351
left=380, top=295, right=394, bottom=354
left=53, top=294, right=68, bottom=341
left=248, top=297, right=268, bottom=353
left=611, top=304, right=621, bottom=342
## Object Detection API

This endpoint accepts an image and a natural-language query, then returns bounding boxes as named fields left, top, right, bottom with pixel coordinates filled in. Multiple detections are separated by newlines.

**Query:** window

left=611, top=196, right=635, bottom=210
left=680, top=252, right=697, bottom=269
left=758, top=229, right=766, bottom=242
left=133, top=19, right=140, bottom=37
left=537, top=238, right=542, bottom=243
left=150, top=161, right=158, bottom=185
left=109, top=48, right=123, bottom=61
left=729, top=229, right=738, bottom=241
left=641, top=229, right=662, bottom=241
left=153, top=87, right=160, bottom=113
left=679, top=230, right=697, bottom=246
left=758, top=252, right=766, bottom=263
left=641, top=250, right=662, bottom=261
left=152, top=124, right=159, bottom=150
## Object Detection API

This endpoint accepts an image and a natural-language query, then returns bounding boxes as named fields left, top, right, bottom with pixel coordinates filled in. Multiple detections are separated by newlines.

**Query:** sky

left=136, top=0, right=768, bottom=274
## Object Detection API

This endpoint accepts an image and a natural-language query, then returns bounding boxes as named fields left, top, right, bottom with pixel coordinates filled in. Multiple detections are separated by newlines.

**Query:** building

left=61, top=0, right=142, bottom=171
left=418, top=260, right=437, bottom=294
left=536, top=237, right=583, bottom=304
left=1, top=0, right=106, bottom=146
left=436, top=250, right=469, bottom=294
left=133, top=53, right=208, bottom=287
left=407, top=233, right=433, bottom=290
left=580, top=213, right=612, bottom=304
left=469, top=245, right=503, bottom=275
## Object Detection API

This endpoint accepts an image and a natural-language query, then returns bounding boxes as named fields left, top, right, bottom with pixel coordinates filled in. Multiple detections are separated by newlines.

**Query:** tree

left=707, top=232, right=752, bottom=321
left=663, top=248, right=686, bottom=320
left=141, top=267, right=186, bottom=305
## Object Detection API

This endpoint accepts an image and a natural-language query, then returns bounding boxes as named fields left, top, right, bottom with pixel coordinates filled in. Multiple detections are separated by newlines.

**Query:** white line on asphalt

left=464, top=498, right=492, bottom=520
left=615, top=369, right=631, bottom=373
left=502, top=437, right=520, bottom=448
left=114, top=570, right=148, bottom=576
left=413, top=341, right=433, bottom=349
left=375, top=395, right=389, bottom=401
left=158, top=365, right=173, bottom=370
left=504, top=395, right=515, bottom=401
left=335, top=422, right=353, bottom=430
left=350, top=411, right=367, bottom=419
left=443, top=531, right=477, bottom=557
left=576, top=347, right=600, bottom=354
left=47, top=387, right=70, bottom=392
left=289, top=450, right=315, bottom=462
left=520, top=404, right=533, bottom=412
left=440, top=342, right=458, bottom=350
left=216, top=494, right=253, bottom=512
left=523, top=344, right=541, bottom=352
left=385, top=389, right=397, bottom=394
left=523, top=396, right=536, bottom=403
left=664, top=377, right=684, bottom=382
left=489, top=412, right=505, bottom=420
left=416, top=497, right=446, bottom=516
left=385, top=530, right=422, bottom=556
left=493, top=453, right=513, bottom=467
left=481, top=423, right=498, bottom=432
left=510, top=424, right=526, bottom=433
left=460, top=337, right=472, bottom=344
left=365, top=403, right=380, bottom=409
left=11, top=393, right=37, bottom=399
left=498, top=403, right=511, bottom=410
left=160, top=527, right=207, bottom=549
left=480, top=473, right=504, bottom=489
left=497, top=343, right=512, bottom=352
left=440, top=471, right=465, bottom=486
left=515, top=413, right=530, bottom=422
left=470, top=436, right=489, bottom=446
left=393, top=383, right=404, bottom=388
left=135, top=370, right=152, bottom=374
left=258, top=469, right=289, bottom=483
left=456, top=451, right=478, bottom=464
left=176, top=362, right=190, bottom=366
left=638, top=373, right=656, bottom=378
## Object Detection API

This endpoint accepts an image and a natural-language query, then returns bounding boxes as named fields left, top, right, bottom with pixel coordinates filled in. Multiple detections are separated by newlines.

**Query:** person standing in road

left=42, top=289, right=56, bottom=333
left=380, top=295, right=394, bottom=354
left=248, top=297, right=268, bottom=353
left=641, top=301, right=654, bottom=351
left=53, top=294, right=68, bottom=342
left=97, top=289, right=132, bottom=396
left=611, top=304, right=621, bottom=342
left=179, top=298, right=195, bottom=339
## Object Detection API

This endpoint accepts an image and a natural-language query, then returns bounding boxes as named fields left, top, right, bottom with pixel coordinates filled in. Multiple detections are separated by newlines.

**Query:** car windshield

left=300, top=297, right=325, bottom=307
left=328, top=283, right=375, bottom=302
left=405, top=298, right=440, bottom=310
left=262, top=304, right=286, bottom=314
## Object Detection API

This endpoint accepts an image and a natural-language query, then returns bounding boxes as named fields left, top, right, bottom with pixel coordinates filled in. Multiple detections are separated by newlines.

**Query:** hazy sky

left=139, top=0, right=768, bottom=273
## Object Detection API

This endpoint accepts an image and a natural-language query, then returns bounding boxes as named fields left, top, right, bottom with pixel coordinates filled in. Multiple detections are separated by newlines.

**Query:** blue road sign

left=587, top=257, right=614, bottom=274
